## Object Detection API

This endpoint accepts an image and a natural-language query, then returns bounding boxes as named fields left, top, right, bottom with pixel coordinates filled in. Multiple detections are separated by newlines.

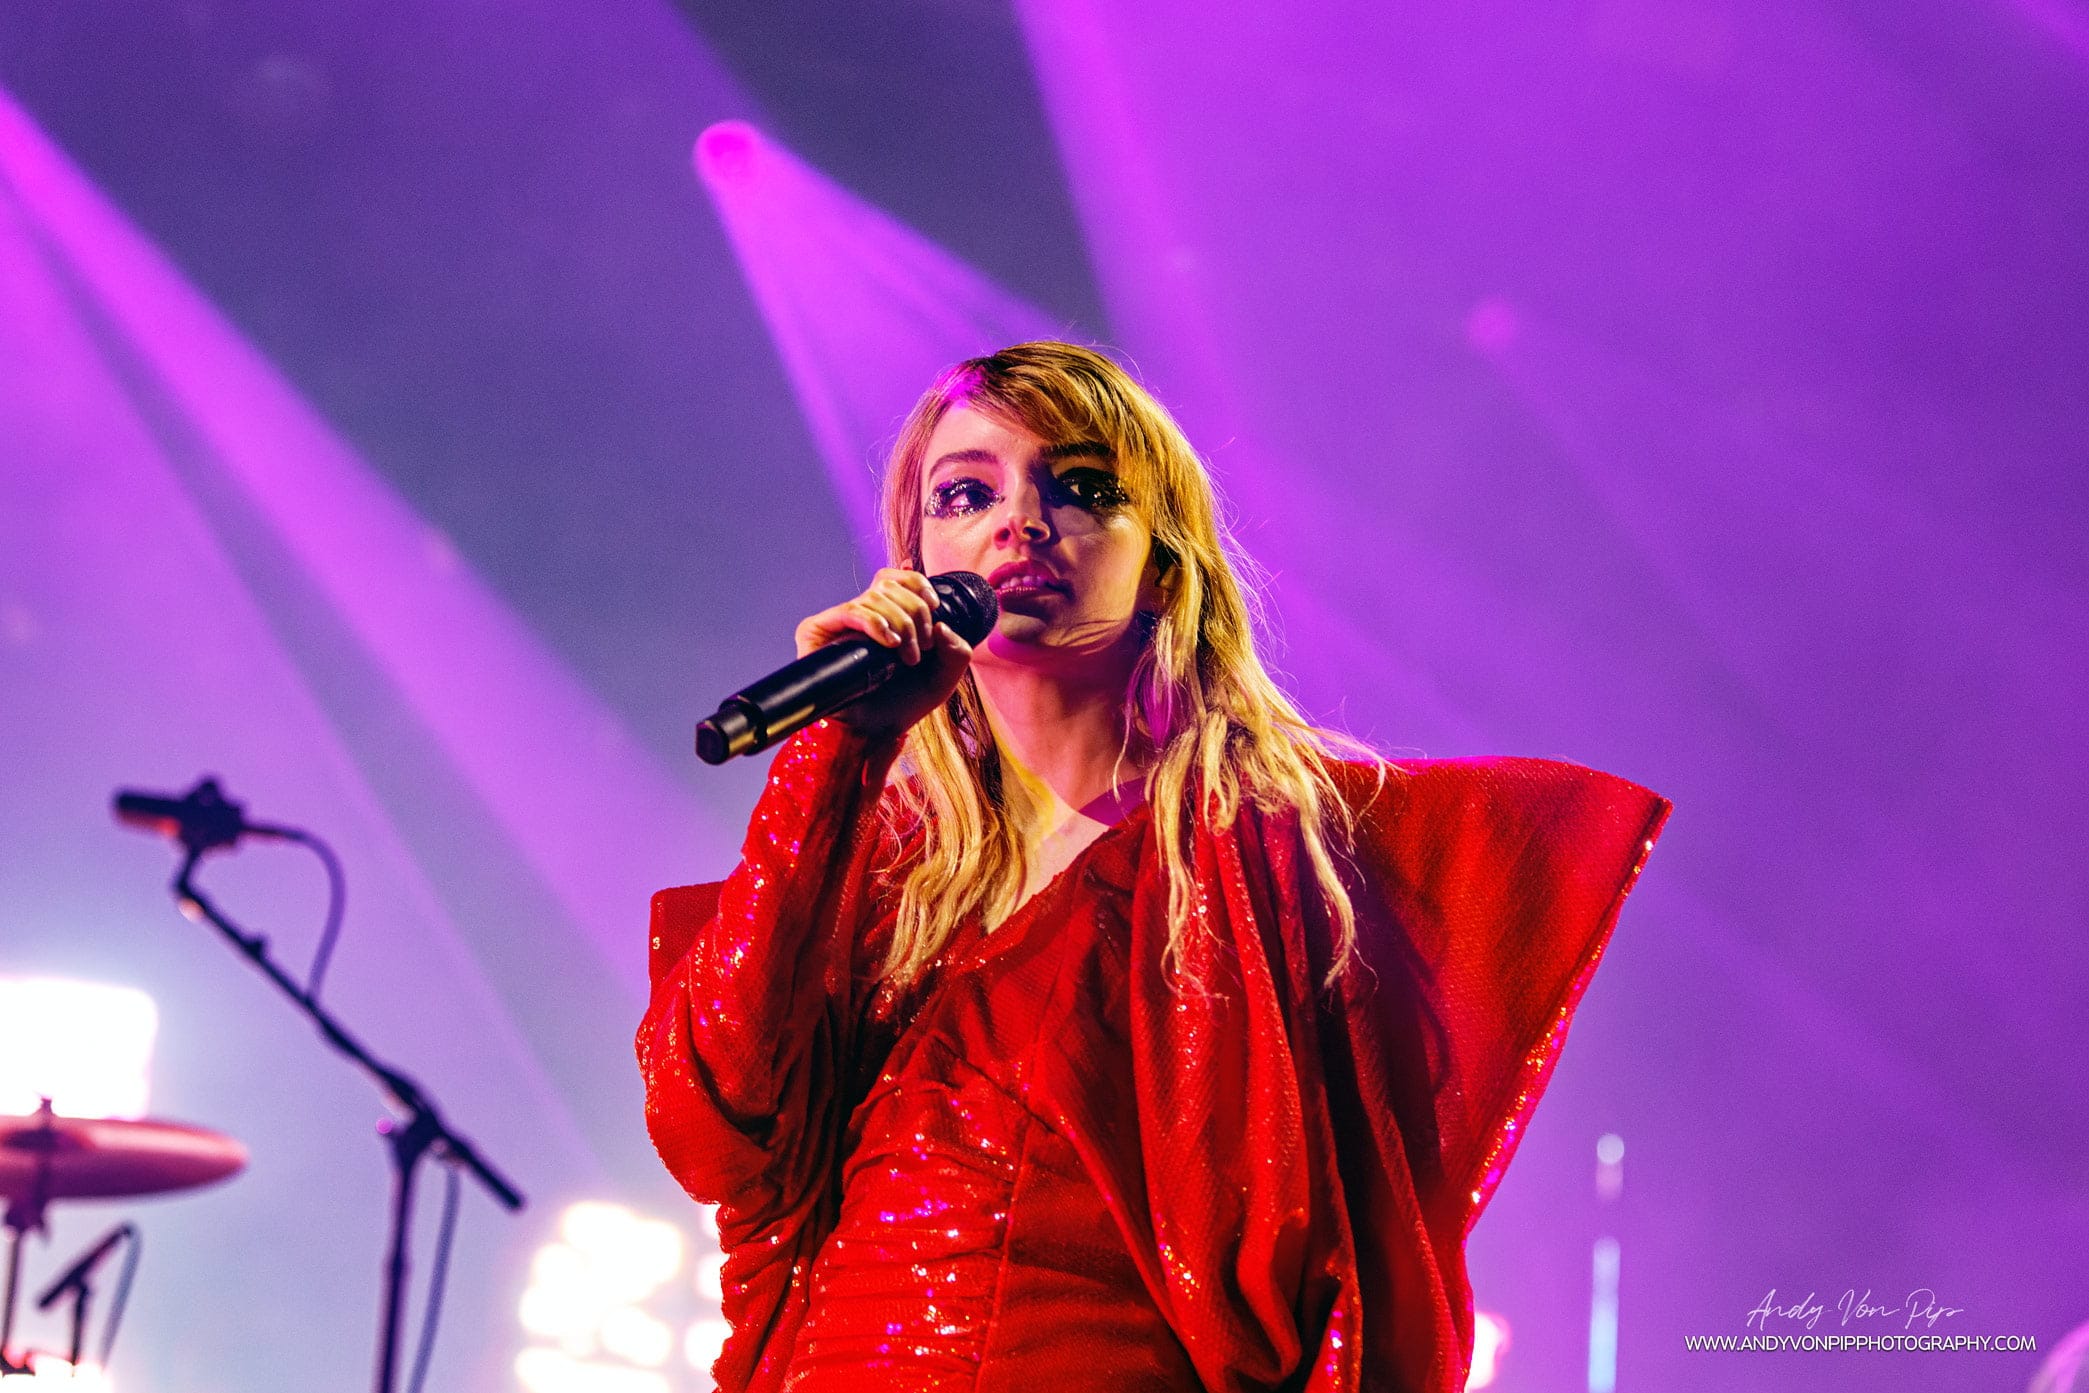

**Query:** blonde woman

left=638, top=342, right=1671, bottom=1392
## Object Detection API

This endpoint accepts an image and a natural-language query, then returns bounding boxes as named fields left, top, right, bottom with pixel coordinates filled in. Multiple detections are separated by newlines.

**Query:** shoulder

left=1323, top=752, right=1672, bottom=890
left=647, top=774, right=924, bottom=992
left=1329, top=752, right=1668, bottom=816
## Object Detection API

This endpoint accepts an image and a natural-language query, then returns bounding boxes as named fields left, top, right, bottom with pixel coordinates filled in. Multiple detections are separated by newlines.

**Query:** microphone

left=35, top=1223, right=134, bottom=1310
left=113, top=778, right=285, bottom=854
left=696, top=570, right=997, bottom=764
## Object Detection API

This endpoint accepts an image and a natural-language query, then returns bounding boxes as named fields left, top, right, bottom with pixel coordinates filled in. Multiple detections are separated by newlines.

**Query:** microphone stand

left=168, top=847, right=524, bottom=1393
left=58, top=1282, right=88, bottom=1372
left=35, top=1222, right=133, bottom=1375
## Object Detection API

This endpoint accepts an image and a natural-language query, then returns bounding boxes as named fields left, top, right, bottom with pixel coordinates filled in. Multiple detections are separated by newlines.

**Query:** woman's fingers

left=801, top=595, right=974, bottom=740
left=854, top=596, right=921, bottom=665
left=794, top=569, right=946, bottom=670
left=873, top=569, right=938, bottom=655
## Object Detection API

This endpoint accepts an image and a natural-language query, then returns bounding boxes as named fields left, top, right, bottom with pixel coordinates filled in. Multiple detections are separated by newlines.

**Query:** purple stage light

left=1465, top=296, right=1522, bottom=357
left=0, top=84, right=723, bottom=1007
left=1007, top=5, right=2089, bottom=1387
left=0, top=83, right=606, bottom=1158
left=693, top=113, right=1484, bottom=754
left=694, top=119, right=759, bottom=184
left=0, top=87, right=619, bottom=1391
left=694, top=119, right=1065, bottom=565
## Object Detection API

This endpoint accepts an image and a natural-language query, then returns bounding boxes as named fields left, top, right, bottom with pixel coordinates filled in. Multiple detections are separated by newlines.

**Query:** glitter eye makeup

left=925, top=478, right=997, bottom=519
left=924, top=468, right=1132, bottom=522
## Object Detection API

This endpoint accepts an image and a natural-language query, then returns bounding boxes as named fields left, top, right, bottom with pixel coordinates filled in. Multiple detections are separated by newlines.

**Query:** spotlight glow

left=693, top=120, right=1058, bottom=564
left=1596, top=1131, right=1625, bottom=1201
left=684, top=1317, right=730, bottom=1374
left=1466, top=1309, right=1510, bottom=1389
left=0, top=1354, right=112, bottom=1388
left=693, top=120, right=757, bottom=184
left=516, top=1200, right=725, bottom=1391
left=1588, top=1236, right=1621, bottom=1393
left=0, top=84, right=723, bottom=1008
left=0, top=977, right=156, bottom=1119
left=515, top=1349, right=669, bottom=1393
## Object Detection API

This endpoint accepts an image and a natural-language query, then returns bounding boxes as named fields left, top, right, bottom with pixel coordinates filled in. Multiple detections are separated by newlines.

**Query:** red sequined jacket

left=638, top=719, right=1671, bottom=1391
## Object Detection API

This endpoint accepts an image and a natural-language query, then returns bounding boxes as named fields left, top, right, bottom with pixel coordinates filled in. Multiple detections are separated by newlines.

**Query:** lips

left=987, top=561, right=1068, bottom=597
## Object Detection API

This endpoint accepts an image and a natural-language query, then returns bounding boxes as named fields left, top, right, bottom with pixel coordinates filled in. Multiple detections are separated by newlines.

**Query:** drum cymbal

left=0, top=1113, right=246, bottom=1203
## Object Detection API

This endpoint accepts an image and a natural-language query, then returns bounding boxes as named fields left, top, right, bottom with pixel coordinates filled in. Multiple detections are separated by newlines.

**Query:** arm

left=636, top=566, right=968, bottom=1390
left=637, top=563, right=965, bottom=1225
left=1319, top=754, right=1670, bottom=1388
left=636, top=717, right=901, bottom=1228
left=1333, top=754, right=1670, bottom=1223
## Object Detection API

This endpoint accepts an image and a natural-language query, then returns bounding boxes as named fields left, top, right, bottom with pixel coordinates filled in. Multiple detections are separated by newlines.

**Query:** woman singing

left=638, top=342, right=1671, bottom=1392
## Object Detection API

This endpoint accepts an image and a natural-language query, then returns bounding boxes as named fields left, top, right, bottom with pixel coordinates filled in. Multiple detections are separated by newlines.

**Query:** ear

left=1137, top=540, right=1179, bottom=615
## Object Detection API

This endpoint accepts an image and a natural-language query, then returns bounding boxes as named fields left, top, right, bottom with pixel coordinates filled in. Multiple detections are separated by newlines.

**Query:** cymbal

left=0, top=1113, right=246, bottom=1204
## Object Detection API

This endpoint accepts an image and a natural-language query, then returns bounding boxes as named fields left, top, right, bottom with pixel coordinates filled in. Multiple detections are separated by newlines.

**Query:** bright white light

left=1595, top=1133, right=1624, bottom=1166
left=519, top=1200, right=711, bottom=1378
left=685, top=1317, right=731, bottom=1373
left=1466, top=1309, right=1510, bottom=1389
left=598, top=1306, right=673, bottom=1368
left=560, top=1201, right=684, bottom=1296
left=692, top=1250, right=725, bottom=1303
left=0, top=977, right=157, bottom=1118
left=0, top=1353, right=113, bottom=1388
left=1588, top=1236, right=1621, bottom=1393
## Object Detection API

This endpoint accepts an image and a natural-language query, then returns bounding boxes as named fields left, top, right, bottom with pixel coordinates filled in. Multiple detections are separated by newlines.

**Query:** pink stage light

left=695, top=120, right=1062, bottom=565
left=0, top=86, right=723, bottom=1005
left=0, top=88, right=605, bottom=1181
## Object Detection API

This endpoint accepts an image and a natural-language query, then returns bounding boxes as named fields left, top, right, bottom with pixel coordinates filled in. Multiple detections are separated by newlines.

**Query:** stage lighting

left=0, top=977, right=156, bottom=1120
left=692, top=119, right=1057, bottom=564
left=515, top=1200, right=725, bottom=1392
left=1466, top=1309, right=1511, bottom=1389
left=0, top=1353, right=112, bottom=1387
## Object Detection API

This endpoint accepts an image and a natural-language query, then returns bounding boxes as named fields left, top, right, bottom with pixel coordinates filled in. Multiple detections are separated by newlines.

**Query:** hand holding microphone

left=696, top=569, right=996, bottom=763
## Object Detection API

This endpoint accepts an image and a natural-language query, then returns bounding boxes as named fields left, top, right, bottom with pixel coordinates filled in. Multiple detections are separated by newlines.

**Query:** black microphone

left=35, top=1223, right=134, bottom=1310
left=113, top=778, right=284, bottom=854
left=696, top=571, right=998, bottom=764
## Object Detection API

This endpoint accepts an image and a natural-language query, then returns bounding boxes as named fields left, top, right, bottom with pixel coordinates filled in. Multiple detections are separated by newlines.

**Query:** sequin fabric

left=637, top=719, right=1672, bottom=1392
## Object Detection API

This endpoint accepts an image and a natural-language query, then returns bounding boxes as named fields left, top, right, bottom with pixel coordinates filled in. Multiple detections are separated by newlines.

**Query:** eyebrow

left=925, top=440, right=1114, bottom=479
left=1044, top=440, right=1112, bottom=464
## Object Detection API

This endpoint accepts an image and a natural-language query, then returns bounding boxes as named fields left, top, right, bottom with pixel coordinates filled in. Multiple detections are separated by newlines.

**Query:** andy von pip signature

left=1746, top=1288, right=1966, bottom=1333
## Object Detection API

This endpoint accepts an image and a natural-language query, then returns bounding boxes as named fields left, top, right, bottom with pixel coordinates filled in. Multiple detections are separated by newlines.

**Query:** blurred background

left=2, top=2, right=2085, bottom=1390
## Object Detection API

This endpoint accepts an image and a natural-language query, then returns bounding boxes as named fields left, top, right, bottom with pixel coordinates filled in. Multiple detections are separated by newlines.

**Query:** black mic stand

left=55, top=1278, right=88, bottom=1372
left=167, top=846, right=524, bottom=1393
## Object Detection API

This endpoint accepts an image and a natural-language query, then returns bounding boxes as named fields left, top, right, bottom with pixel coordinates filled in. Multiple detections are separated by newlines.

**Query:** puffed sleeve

left=1333, top=755, right=1670, bottom=1223
left=634, top=718, right=903, bottom=1388
left=1319, top=755, right=1671, bottom=1388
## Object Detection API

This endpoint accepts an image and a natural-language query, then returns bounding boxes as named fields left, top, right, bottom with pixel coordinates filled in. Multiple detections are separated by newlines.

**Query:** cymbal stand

left=0, top=1099, right=55, bottom=1377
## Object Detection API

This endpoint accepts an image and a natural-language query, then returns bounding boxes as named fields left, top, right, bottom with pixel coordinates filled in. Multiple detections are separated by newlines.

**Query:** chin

left=981, top=615, right=1053, bottom=654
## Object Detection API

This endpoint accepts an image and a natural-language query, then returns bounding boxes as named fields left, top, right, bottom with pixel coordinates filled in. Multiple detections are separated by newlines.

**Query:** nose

left=992, top=486, right=1050, bottom=546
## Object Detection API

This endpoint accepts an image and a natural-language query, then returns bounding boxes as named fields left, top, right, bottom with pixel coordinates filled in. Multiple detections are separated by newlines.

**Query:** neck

left=974, top=655, right=1145, bottom=833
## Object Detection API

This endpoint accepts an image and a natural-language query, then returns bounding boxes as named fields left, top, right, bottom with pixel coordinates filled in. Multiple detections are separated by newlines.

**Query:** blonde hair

left=878, top=341, right=1379, bottom=993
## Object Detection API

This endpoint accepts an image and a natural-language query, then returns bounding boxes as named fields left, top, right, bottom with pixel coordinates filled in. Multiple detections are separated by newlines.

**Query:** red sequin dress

left=638, top=720, right=1669, bottom=1392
